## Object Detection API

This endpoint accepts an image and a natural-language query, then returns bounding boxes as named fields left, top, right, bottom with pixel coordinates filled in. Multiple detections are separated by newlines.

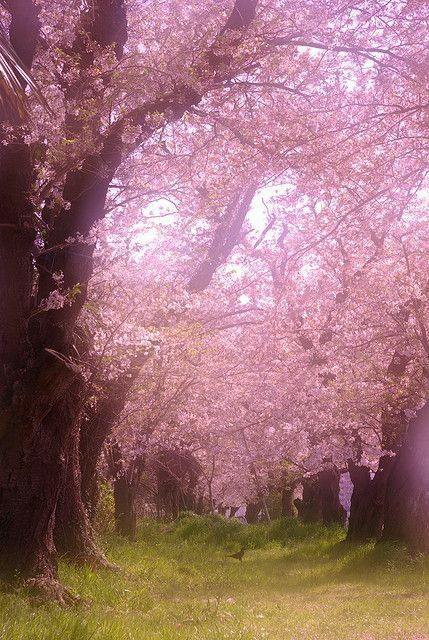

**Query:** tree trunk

left=382, top=404, right=429, bottom=553
left=347, top=462, right=372, bottom=541
left=245, top=502, right=261, bottom=523
left=295, top=467, right=346, bottom=526
left=108, top=441, right=144, bottom=540
left=347, top=456, right=395, bottom=542
left=295, top=476, right=321, bottom=522
left=0, top=359, right=78, bottom=602
left=318, top=467, right=347, bottom=525
left=54, top=385, right=109, bottom=567
left=281, top=486, right=296, bottom=518
left=113, top=472, right=138, bottom=540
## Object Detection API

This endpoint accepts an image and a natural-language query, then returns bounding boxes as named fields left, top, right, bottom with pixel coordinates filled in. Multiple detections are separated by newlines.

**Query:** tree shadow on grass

left=211, top=537, right=429, bottom=598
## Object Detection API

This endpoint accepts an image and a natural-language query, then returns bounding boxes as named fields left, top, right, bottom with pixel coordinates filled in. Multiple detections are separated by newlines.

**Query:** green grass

left=1, top=517, right=429, bottom=639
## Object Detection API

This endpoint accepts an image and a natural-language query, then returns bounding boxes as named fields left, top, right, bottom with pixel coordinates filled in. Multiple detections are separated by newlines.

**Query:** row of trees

left=1, top=0, right=429, bottom=601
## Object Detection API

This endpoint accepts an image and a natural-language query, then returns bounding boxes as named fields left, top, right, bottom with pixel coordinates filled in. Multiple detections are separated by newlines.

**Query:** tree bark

left=382, top=403, right=429, bottom=553
left=295, top=467, right=346, bottom=526
left=54, top=383, right=109, bottom=567
left=0, top=358, right=78, bottom=602
left=245, top=502, right=261, bottom=523
left=281, top=485, right=296, bottom=518
left=295, top=476, right=321, bottom=523
left=107, top=441, right=144, bottom=540
left=347, top=456, right=395, bottom=542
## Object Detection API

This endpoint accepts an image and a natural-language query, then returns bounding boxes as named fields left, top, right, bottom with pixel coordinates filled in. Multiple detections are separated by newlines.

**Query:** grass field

left=1, top=516, right=429, bottom=640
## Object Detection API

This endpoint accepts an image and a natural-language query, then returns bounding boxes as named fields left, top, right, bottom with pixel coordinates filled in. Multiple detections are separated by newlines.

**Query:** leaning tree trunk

left=80, top=349, right=151, bottom=521
left=382, top=404, right=429, bottom=553
left=0, top=0, right=261, bottom=595
left=79, top=389, right=126, bottom=522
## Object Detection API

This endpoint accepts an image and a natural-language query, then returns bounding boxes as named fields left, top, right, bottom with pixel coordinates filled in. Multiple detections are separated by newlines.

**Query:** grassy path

left=1, top=520, right=429, bottom=639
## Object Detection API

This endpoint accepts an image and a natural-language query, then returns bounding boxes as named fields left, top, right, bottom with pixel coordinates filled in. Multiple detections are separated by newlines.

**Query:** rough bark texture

left=382, top=403, right=429, bottom=553
left=295, top=467, right=346, bottom=526
left=347, top=456, right=395, bottom=542
left=0, top=358, right=77, bottom=590
left=54, top=383, right=109, bottom=567
left=0, top=0, right=127, bottom=595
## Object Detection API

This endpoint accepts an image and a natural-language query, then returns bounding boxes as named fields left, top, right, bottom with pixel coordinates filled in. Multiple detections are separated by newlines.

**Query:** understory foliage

left=173, top=513, right=344, bottom=549
left=0, top=523, right=428, bottom=640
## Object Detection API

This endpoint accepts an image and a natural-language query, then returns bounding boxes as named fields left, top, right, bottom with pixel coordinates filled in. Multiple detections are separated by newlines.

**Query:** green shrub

left=173, top=513, right=268, bottom=549
left=172, top=513, right=344, bottom=551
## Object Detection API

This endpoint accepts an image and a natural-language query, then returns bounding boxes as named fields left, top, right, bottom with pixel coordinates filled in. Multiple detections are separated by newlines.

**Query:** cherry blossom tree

left=3, top=0, right=429, bottom=601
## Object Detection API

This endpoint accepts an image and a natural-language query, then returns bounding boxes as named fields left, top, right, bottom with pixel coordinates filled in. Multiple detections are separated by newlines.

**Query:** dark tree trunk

left=113, top=473, right=138, bottom=540
left=295, top=467, right=346, bottom=526
left=108, top=441, right=144, bottom=540
left=54, top=384, right=109, bottom=567
left=245, top=502, right=261, bottom=523
left=347, top=462, right=372, bottom=541
left=295, top=476, right=322, bottom=522
left=0, top=359, right=78, bottom=602
left=318, top=468, right=347, bottom=525
left=382, top=404, right=429, bottom=553
left=347, top=456, right=395, bottom=542
left=281, top=486, right=296, bottom=518
left=195, top=494, right=205, bottom=515
left=79, top=391, right=124, bottom=522
left=80, top=350, right=151, bottom=521
left=0, top=0, right=259, bottom=596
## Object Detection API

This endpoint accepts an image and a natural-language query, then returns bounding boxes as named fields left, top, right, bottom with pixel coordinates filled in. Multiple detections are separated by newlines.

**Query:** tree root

left=24, top=576, right=80, bottom=607
left=77, top=551, right=119, bottom=572
left=61, top=548, right=119, bottom=572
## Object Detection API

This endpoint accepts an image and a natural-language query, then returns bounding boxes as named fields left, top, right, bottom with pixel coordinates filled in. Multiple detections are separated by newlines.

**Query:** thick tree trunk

left=295, top=467, right=346, bottom=526
left=294, top=476, right=321, bottom=522
left=0, top=359, right=78, bottom=602
left=347, top=463, right=372, bottom=541
left=318, top=468, right=347, bottom=525
left=347, top=456, right=395, bottom=542
left=245, top=502, right=261, bottom=523
left=382, top=404, right=429, bottom=553
left=54, top=388, right=109, bottom=567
